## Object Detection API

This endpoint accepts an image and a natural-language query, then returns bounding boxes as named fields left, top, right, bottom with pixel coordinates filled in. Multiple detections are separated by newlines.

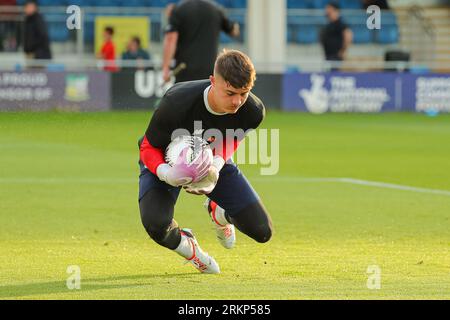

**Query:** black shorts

left=138, top=160, right=260, bottom=217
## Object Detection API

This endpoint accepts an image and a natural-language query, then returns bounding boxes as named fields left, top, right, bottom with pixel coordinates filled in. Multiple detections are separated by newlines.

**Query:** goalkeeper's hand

left=184, top=156, right=225, bottom=195
left=156, top=163, right=193, bottom=187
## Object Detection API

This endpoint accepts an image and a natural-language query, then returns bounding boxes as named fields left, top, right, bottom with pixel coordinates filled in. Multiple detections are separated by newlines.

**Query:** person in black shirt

left=320, top=2, right=352, bottom=65
left=121, top=37, right=151, bottom=70
left=162, top=0, right=240, bottom=83
left=139, top=50, right=273, bottom=274
left=23, top=0, right=52, bottom=61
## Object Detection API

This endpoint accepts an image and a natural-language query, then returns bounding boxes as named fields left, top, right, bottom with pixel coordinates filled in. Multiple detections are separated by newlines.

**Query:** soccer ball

left=165, top=136, right=213, bottom=183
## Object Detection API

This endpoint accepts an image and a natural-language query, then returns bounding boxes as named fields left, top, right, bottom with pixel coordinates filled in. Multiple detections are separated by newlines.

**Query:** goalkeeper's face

left=209, top=74, right=251, bottom=114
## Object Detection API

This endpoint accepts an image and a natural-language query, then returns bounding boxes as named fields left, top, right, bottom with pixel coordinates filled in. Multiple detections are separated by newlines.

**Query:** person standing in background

left=162, top=0, right=240, bottom=83
left=98, top=26, right=118, bottom=72
left=320, top=2, right=353, bottom=68
left=23, top=0, right=52, bottom=62
left=0, top=0, right=19, bottom=52
left=122, top=36, right=151, bottom=70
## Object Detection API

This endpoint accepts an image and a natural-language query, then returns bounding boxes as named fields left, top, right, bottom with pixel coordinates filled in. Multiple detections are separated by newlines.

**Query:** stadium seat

left=287, top=0, right=309, bottom=9
left=83, top=13, right=95, bottom=43
left=220, top=32, right=233, bottom=44
left=339, top=0, right=362, bottom=9
left=350, top=26, right=373, bottom=44
left=215, top=0, right=232, bottom=8
left=287, top=15, right=325, bottom=44
left=230, top=0, right=247, bottom=8
left=151, top=0, right=173, bottom=7
left=49, top=24, right=70, bottom=42
left=38, top=0, right=67, bottom=6
left=65, top=0, right=88, bottom=6
left=311, top=0, right=330, bottom=9
left=148, top=13, right=163, bottom=42
left=90, top=0, right=121, bottom=7
left=341, top=12, right=367, bottom=26
left=120, top=0, right=147, bottom=7
left=296, top=25, right=318, bottom=43
left=288, top=15, right=326, bottom=25
left=382, top=11, right=398, bottom=26
left=376, top=25, right=399, bottom=44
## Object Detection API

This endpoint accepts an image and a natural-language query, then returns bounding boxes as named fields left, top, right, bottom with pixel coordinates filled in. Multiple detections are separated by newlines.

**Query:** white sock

left=174, top=233, right=194, bottom=259
left=213, top=204, right=229, bottom=226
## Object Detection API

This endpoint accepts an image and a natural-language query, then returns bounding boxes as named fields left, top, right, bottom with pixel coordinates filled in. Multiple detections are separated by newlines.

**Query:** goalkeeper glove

left=184, top=156, right=225, bottom=195
left=156, top=163, right=193, bottom=187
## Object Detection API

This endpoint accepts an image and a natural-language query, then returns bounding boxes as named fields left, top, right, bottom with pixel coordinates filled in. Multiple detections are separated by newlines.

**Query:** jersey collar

left=204, top=85, right=228, bottom=116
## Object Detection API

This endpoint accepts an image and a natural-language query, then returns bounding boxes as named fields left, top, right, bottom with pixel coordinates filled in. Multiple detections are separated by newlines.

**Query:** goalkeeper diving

left=138, top=49, right=273, bottom=274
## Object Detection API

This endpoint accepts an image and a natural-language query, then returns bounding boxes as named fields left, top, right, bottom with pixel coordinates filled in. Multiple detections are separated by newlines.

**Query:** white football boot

left=176, top=228, right=220, bottom=274
left=204, top=199, right=236, bottom=249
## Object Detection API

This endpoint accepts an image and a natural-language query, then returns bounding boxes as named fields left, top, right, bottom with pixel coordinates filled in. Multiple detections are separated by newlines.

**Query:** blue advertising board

left=283, top=72, right=450, bottom=113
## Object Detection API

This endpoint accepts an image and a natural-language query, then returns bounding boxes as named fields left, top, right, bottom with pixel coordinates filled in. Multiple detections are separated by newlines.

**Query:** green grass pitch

left=0, top=111, right=449, bottom=300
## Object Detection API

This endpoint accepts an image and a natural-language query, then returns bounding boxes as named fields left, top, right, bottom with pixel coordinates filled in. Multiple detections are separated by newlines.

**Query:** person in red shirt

left=98, top=26, right=118, bottom=72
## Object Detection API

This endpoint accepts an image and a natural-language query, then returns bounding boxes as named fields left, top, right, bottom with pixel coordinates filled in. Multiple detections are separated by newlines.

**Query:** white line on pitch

left=252, top=177, right=450, bottom=197
left=0, top=176, right=449, bottom=197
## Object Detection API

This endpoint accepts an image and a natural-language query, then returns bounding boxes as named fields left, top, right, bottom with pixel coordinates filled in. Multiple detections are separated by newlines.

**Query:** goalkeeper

left=138, top=50, right=273, bottom=274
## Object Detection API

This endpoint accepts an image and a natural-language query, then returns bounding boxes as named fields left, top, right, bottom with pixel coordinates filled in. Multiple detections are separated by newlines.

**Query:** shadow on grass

left=0, top=273, right=195, bottom=299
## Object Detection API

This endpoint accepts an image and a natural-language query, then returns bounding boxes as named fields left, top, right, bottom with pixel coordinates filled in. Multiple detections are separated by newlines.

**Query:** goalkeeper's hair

left=214, top=49, right=256, bottom=90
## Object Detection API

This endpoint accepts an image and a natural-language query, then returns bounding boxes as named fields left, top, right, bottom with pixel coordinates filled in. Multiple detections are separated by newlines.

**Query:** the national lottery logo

left=299, top=74, right=390, bottom=113
left=299, top=74, right=329, bottom=114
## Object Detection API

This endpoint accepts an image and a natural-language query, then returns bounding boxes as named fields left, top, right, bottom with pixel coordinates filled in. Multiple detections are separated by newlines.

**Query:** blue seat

left=229, top=14, right=245, bottom=24
left=43, top=12, right=65, bottom=24
left=121, top=0, right=147, bottom=7
left=83, top=13, right=96, bottom=43
left=382, top=11, right=398, bottom=25
left=66, top=0, right=89, bottom=6
left=341, top=12, right=367, bottom=26
left=216, top=0, right=232, bottom=8
left=287, top=16, right=302, bottom=25
left=38, top=0, right=67, bottom=6
left=150, top=0, right=173, bottom=7
left=350, top=26, right=372, bottom=43
left=220, top=32, right=233, bottom=43
left=311, top=0, right=330, bottom=9
left=339, top=0, right=362, bottom=9
left=296, top=25, right=318, bottom=43
left=90, top=0, right=121, bottom=6
left=289, top=15, right=327, bottom=25
left=376, top=24, right=399, bottom=43
left=148, top=13, right=163, bottom=42
left=230, top=0, right=247, bottom=8
left=287, top=0, right=309, bottom=9
left=49, top=24, right=69, bottom=42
